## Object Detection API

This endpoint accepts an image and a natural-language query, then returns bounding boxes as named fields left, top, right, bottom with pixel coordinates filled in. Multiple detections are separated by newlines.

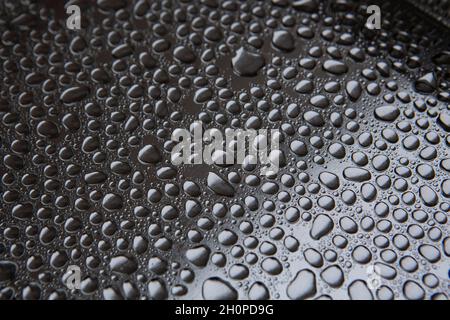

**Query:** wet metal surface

left=0, top=0, right=449, bottom=300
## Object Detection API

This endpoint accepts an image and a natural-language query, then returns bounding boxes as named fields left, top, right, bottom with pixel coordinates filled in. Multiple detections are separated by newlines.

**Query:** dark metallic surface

left=0, top=0, right=449, bottom=300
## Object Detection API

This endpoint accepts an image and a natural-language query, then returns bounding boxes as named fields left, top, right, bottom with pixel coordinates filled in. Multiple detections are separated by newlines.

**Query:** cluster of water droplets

left=0, top=0, right=449, bottom=300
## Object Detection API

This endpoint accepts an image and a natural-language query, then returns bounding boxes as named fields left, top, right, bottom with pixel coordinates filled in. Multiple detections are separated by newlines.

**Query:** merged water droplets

left=0, top=0, right=449, bottom=301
